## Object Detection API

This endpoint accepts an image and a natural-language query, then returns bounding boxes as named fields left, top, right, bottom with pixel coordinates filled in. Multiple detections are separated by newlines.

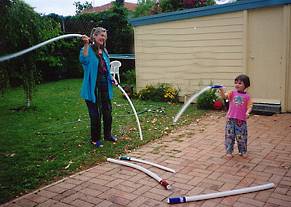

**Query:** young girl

left=219, top=74, right=253, bottom=158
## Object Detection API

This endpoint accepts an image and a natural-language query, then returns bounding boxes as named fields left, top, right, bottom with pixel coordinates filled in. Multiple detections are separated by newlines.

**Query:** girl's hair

left=235, top=74, right=250, bottom=88
left=90, top=27, right=107, bottom=49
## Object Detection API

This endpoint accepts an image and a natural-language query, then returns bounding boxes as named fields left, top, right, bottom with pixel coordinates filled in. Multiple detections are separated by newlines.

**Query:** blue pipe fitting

left=211, top=85, right=223, bottom=89
left=168, top=197, right=186, bottom=204
left=119, top=156, right=131, bottom=161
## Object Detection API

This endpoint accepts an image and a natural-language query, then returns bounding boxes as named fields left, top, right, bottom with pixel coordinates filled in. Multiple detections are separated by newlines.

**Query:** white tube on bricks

left=113, top=78, right=143, bottom=140
left=167, top=183, right=275, bottom=204
left=173, top=85, right=223, bottom=124
left=107, top=158, right=171, bottom=190
left=119, top=156, right=176, bottom=173
left=0, top=34, right=83, bottom=62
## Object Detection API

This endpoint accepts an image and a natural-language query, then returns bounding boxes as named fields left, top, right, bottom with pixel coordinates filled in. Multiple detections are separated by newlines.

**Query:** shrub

left=138, top=85, right=160, bottom=101
left=138, top=83, right=179, bottom=102
left=121, top=84, right=134, bottom=99
left=123, top=69, right=136, bottom=86
left=163, top=85, right=179, bottom=102
left=196, top=88, right=218, bottom=109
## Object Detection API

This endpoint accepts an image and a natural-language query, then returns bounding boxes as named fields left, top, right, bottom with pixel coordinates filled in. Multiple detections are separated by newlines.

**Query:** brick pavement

left=2, top=112, right=291, bottom=207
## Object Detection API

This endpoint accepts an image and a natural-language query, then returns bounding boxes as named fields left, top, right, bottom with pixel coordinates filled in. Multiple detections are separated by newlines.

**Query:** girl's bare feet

left=242, top=153, right=248, bottom=158
left=226, top=153, right=233, bottom=159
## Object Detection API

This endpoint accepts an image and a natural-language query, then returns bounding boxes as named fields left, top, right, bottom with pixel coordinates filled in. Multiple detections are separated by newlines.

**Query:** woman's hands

left=82, top=35, right=90, bottom=45
left=82, top=35, right=90, bottom=56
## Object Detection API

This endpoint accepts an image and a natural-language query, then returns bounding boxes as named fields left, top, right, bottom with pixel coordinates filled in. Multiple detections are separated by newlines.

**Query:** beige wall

left=134, top=12, right=245, bottom=96
left=287, top=5, right=291, bottom=112
left=247, top=5, right=291, bottom=112
left=247, top=7, right=284, bottom=106
left=134, top=4, right=291, bottom=111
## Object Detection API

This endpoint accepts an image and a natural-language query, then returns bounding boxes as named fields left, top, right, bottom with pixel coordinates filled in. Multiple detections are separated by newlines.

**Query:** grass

left=0, top=79, right=205, bottom=204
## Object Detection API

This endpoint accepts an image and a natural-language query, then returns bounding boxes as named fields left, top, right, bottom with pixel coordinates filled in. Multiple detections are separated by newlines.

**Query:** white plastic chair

left=110, top=60, right=121, bottom=83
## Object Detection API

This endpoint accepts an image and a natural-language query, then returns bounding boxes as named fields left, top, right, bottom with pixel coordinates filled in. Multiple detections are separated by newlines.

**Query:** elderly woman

left=80, top=27, right=117, bottom=147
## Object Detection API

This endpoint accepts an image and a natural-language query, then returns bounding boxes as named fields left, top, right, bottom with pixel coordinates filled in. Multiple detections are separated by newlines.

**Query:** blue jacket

left=79, top=46, right=113, bottom=103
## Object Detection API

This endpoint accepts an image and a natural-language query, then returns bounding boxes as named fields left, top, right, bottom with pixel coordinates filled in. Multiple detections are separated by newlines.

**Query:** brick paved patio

left=2, top=113, right=291, bottom=207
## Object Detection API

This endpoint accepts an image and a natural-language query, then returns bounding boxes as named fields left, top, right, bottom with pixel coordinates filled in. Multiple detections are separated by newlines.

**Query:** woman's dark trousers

left=86, top=86, right=112, bottom=142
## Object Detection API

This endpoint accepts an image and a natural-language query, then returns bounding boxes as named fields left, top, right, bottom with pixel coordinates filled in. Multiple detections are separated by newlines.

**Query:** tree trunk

left=23, top=66, right=34, bottom=108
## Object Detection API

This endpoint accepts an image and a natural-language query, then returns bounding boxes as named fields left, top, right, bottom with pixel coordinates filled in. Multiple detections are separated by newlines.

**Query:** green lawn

left=0, top=79, right=205, bottom=204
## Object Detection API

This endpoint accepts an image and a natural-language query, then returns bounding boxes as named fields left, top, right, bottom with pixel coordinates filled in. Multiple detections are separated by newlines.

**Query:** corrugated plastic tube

left=115, top=82, right=143, bottom=140
left=173, top=86, right=211, bottom=123
left=168, top=183, right=274, bottom=204
left=1, top=33, right=144, bottom=140
left=119, top=156, right=176, bottom=173
left=173, top=85, right=223, bottom=123
left=107, top=158, right=171, bottom=190
left=0, top=34, right=82, bottom=62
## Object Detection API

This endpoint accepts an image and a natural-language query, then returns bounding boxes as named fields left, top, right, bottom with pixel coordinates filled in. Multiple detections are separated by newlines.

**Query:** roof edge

left=129, top=0, right=291, bottom=27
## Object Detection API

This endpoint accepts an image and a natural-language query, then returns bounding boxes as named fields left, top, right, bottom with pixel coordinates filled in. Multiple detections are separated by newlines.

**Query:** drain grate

left=252, top=103, right=281, bottom=114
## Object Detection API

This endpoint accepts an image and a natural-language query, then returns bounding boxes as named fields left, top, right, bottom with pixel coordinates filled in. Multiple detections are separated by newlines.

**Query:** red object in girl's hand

left=213, top=100, right=223, bottom=110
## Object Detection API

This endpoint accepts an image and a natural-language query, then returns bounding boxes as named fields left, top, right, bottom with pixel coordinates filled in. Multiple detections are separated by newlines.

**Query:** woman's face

left=94, top=31, right=107, bottom=46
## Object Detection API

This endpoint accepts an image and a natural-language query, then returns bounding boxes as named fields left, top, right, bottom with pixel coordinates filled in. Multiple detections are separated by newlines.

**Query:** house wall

left=134, top=11, right=245, bottom=96
left=287, top=5, right=291, bottom=112
left=133, top=4, right=291, bottom=111
left=246, top=4, right=291, bottom=112
left=247, top=6, right=284, bottom=106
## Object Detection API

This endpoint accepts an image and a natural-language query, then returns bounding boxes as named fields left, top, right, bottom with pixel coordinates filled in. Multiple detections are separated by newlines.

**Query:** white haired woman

left=80, top=27, right=117, bottom=147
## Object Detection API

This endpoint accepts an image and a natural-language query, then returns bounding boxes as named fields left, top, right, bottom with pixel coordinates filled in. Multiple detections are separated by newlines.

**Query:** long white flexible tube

left=168, top=183, right=274, bottom=204
left=1, top=33, right=143, bottom=140
left=173, top=85, right=223, bottom=123
left=107, top=158, right=171, bottom=189
left=119, top=156, right=176, bottom=173
left=173, top=86, right=211, bottom=123
left=113, top=79, right=143, bottom=140
left=0, top=34, right=83, bottom=62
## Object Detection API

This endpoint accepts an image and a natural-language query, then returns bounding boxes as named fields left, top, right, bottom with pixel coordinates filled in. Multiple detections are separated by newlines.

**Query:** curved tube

left=0, top=34, right=83, bottom=62
left=173, top=85, right=223, bottom=123
left=119, top=156, right=176, bottom=173
left=113, top=78, right=143, bottom=140
left=168, top=183, right=274, bottom=204
left=107, top=158, right=171, bottom=190
left=173, top=86, right=211, bottom=123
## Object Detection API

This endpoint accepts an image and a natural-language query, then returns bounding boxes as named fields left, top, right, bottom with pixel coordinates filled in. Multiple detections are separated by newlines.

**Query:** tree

left=160, top=0, right=183, bottom=12
left=116, top=0, right=125, bottom=5
left=133, top=0, right=157, bottom=17
left=0, top=0, right=11, bottom=95
left=133, top=0, right=216, bottom=17
left=1, top=0, right=43, bottom=107
left=105, top=2, right=134, bottom=54
left=74, top=1, right=93, bottom=15
left=0, top=0, right=61, bottom=108
left=183, top=0, right=215, bottom=9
